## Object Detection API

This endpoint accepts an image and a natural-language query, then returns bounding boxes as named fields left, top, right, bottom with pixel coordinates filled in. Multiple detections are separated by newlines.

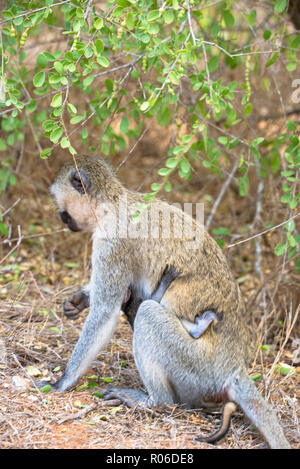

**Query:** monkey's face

left=50, top=166, right=99, bottom=233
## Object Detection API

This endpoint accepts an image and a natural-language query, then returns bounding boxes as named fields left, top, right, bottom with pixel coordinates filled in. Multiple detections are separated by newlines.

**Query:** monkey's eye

left=69, top=169, right=91, bottom=195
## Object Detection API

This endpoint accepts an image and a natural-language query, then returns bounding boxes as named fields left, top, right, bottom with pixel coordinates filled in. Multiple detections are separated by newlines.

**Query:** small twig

left=205, top=159, right=239, bottom=230
left=1, top=228, right=68, bottom=245
left=57, top=403, right=97, bottom=425
left=0, top=0, right=74, bottom=25
left=0, top=225, right=22, bottom=265
left=187, top=1, right=196, bottom=46
left=228, top=212, right=300, bottom=249
left=0, top=198, right=21, bottom=218
left=117, top=125, right=151, bottom=172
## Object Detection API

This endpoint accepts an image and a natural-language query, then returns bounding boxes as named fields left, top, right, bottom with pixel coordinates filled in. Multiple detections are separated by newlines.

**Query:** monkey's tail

left=196, top=401, right=236, bottom=444
left=228, top=373, right=291, bottom=449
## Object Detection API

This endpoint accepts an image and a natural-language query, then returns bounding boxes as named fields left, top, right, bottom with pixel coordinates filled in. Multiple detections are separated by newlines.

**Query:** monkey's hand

left=63, top=289, right=90, bottom=319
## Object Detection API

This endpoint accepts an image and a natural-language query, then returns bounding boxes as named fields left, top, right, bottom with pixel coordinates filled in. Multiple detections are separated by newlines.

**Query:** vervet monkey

left=43, top=155, right=290, bottom=448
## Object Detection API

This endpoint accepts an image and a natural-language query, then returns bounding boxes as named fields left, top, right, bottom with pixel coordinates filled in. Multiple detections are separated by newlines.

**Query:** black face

left=59, top=210, right=81, bottom=232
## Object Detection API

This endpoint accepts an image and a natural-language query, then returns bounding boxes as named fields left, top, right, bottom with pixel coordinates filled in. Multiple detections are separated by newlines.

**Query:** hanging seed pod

left=20, top=28, right=29, bottom=47
left=10, top=23, right=16, bottom=38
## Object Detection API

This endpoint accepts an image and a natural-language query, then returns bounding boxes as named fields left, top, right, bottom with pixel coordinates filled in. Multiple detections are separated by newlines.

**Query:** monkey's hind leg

left=103, top=300, right=181, bottom=410
left=195, top=401, right=236, bottom=444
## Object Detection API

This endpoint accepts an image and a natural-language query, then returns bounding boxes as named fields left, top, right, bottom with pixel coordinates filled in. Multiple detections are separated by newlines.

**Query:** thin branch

left=227, top=212, right=300, bottom=249
left=0, top=0, right=74, bottom=25
left=205, top=158, right=239, bottom=230
left=187, top=1, right=196, bottom=46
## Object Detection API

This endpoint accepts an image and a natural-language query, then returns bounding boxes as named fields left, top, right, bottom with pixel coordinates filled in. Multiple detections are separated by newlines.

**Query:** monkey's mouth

left=60, top=211, right=82, bottom=232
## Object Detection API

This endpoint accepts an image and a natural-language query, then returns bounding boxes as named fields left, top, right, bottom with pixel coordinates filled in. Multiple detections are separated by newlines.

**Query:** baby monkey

left=181, top=311, right=218, bottom=339
left=151, top=266, right=218, bottom=340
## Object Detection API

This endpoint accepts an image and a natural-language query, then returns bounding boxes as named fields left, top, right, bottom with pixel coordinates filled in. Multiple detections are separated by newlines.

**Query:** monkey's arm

left=151, top=265, right=179, bottom=303
left=181, top=310, right=218, bottom=339
left=43, top=265, right=129, bottom=392
left=122, top=265, right=179, bottom=329
left=63, top=284, right=90, bottom=319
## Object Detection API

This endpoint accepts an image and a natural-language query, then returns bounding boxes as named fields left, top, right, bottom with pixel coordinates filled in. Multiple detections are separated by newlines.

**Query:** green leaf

left=274, top=243, right=288, bottom=256
left=286, top=62, right=297, bottom=71
left=147, top=10, right=161, bottom=22
left=275, top=364, right=296, bottom=376
left=0, top=223, right=8, bottom=236
left=83, top=75, right=95, bottom=88
left=179, top=158, right=190, bottom=174
left=126, top=12, right=135, bottom=30
left=54, top=61, right=64, bottom=74
left=40, top=148, right=52, bottom=159
left=263, top=29, right=272, bottom=40
left=26, top=99, right=37, bottom=113
left=212, top=227, right=230, bottom=236
left=251, top=374, right=262, bottom=381
left=208, top=56, right=219, bottom=73
left=60, top=137, right=70, bottom=149
left=157, top=105, right=171, bottom=126
left=94, top=17, right=104, bottom=30
left=164, top=10, right=174, bottom=24
left=36, top=52, right=49, bottom=68
left=50, top=93, right=62, bottom=108
left=169, top=71, right=180, bottom=85
left=40, top=385, right=52, bottom=393
left=97, top=56, right=110, bottom=68
left=42, top=120, right=56, bottom=131
left=244, top=102, right=253, bottom=117
left=33, top=71, right=45, bottom=87
left=265, top=52, right=278, bottom=67
left=286, top=120, right=296, bottom=131
left=158, top=167, right=172, bottom=176
left=223, top=10, right=235, bottom=28
left=120, top=117, right=129, bottom=134
left=70, top=114, right=86, bottom=124
left=50, top=126, right=63, bottom=143
left=164, top=182, right=172, bottom=192
left=67, top=102, right=77, bottom=114
left=0, top=138, right=7, bottom=151
left=218, top=136, right=228, bottom=145
left=274, top=0, right=287, bottom=13
left=166, top=158, right=178, bottom=168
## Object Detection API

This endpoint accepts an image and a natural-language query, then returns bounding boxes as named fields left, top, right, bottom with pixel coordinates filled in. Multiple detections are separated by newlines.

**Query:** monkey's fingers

left=102, top=387, right=149, bottom=409
left=195, top=401, right=237, bottom=444
left=63, top=292, right=89, bottom=319
left=63, top=301, right=82, bottom=319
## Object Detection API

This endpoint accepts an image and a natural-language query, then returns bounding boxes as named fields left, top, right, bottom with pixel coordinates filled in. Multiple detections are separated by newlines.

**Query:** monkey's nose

left=60, top=211, right=70, bottom=224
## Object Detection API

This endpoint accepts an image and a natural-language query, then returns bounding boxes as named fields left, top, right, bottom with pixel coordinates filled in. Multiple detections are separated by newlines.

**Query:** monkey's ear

left=69, top=169, right=91, bottom=194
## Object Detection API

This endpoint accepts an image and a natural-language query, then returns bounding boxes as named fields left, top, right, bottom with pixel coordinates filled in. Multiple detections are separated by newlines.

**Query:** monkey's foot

left=102, top=387, right=150, bottom=408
